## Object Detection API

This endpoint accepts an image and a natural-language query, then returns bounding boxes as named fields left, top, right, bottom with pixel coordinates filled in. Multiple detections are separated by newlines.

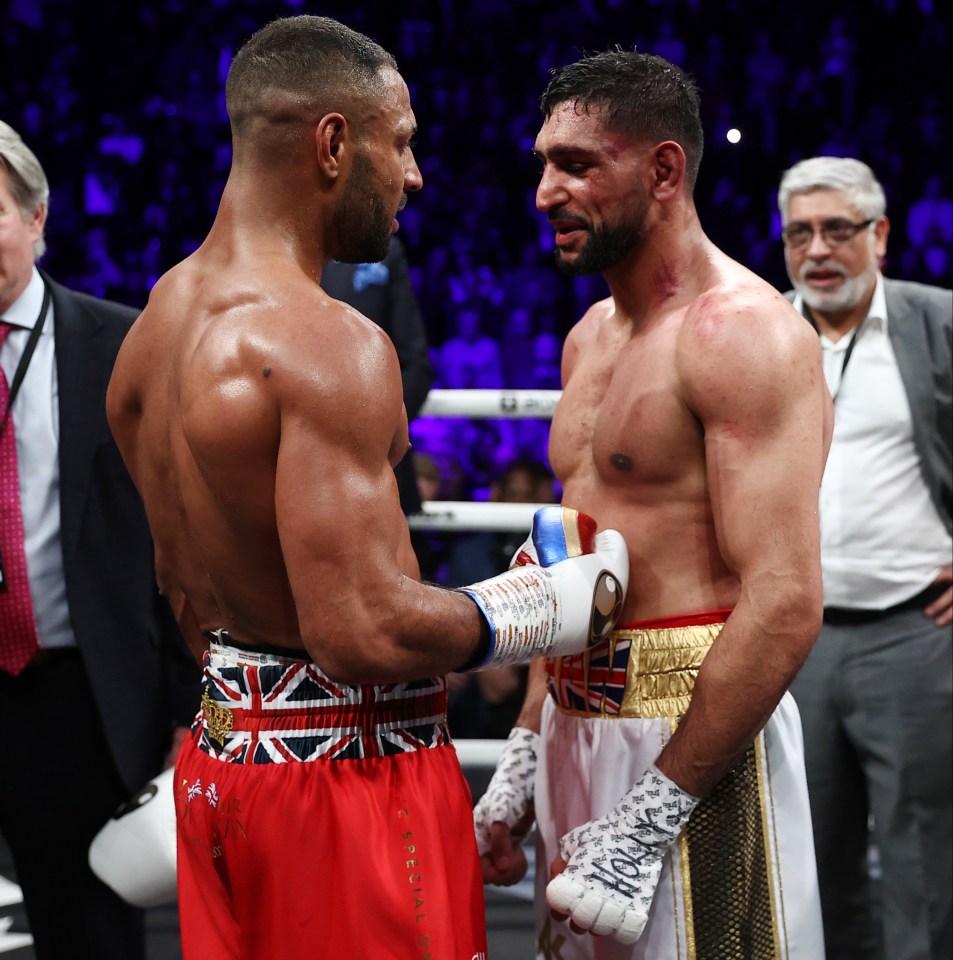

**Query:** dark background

left=2, top=0, right=950, bottom=487
left=0, top=4, right=934, bottom=954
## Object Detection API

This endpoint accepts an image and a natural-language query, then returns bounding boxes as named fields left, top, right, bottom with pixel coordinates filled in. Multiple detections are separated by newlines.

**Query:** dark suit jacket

left=321, top=237, right=434, bottom=515
left=45, top=270, right=200, bottom=793
left=789, top=276, right=952, bottom=534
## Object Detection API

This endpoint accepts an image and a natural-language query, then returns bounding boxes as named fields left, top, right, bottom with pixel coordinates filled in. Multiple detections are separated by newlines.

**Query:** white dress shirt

left=796, top=273, right=952, bottom=609
left=0, top=267, right=76, bottom=648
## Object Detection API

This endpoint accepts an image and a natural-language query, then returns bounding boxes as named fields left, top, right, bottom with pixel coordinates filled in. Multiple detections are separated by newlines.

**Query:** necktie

left=0, top=321, right=39, bottom=676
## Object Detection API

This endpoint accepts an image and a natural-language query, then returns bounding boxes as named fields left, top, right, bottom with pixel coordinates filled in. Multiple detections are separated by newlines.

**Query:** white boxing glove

left=546, top=764, right=699, bottom=945
left=473, top=727, right=540, bottom=856
left=459, top=506, right=628, bottom=670
left=88, top=768, right=178, bottom=908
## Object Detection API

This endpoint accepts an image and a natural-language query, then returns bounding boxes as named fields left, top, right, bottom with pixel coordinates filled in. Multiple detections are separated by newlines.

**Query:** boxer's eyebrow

left=534, top=144, right=595, bottom=163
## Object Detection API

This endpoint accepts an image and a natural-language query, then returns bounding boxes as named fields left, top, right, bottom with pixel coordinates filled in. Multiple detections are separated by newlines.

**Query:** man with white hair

left=779, top=156, right=952, bottom=960
left=0, top=120, right=200, bottom=959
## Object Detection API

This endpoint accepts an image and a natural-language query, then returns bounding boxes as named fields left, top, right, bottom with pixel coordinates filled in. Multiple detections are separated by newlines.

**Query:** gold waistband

left=548, top=622, right=723, bottom=719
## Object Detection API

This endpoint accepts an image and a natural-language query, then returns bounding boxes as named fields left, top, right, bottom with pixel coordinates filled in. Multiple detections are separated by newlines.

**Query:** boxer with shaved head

left=106, top=15, right=628, bottom=959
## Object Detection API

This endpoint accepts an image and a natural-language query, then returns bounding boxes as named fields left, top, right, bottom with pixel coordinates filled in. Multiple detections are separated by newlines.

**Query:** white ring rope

left=412, top=388, right=561, bottom=533
left=419, top=388, right=562, bottom=419
left=453, top=738, right=506, bottom=768
left=412, top=387, right=560, bottom=765
left=408, top=500, right=547, bottom=532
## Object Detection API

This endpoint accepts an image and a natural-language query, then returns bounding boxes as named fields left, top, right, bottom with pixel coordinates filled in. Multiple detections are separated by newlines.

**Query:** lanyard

left=0, top=278, right=50, bottom=590
left=806, top=307, right=868, bottom=404
left=1, top=277, right=51, bottom=435
left=832, top=316, right=869, bottom=403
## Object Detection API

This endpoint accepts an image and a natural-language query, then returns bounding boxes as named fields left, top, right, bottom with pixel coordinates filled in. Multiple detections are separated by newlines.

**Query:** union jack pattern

left=546, top=635, right=631, bottom=715
left=195, top=644, right=450, bottom=764
left=547, top=618, right=727, bottom=719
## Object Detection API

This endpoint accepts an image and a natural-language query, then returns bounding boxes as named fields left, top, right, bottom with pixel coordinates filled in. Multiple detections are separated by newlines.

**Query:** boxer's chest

left=551, top=333, right=700, bottom=491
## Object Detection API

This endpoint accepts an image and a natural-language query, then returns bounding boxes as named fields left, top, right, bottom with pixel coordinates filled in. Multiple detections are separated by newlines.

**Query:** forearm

left=300, top=506, right=627, bottom=686
left=655, top=594, right=820, bottom=797
left=314, top=556, right=599, bottom=684
left=474, top=660, right=549, bottom=883
left=307, top=579, right=489, bottom=684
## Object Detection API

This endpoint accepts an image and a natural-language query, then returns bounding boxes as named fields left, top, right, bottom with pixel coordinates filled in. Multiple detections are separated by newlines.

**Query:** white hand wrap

left=473, top=727, right=539, bottom=856
left=459, top=506, right=628, bottom=669
left=546, top=765, right=699, bottom=945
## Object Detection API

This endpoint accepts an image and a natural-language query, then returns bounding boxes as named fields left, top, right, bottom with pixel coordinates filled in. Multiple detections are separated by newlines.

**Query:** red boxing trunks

left=175, top=642, right=487, bottom=960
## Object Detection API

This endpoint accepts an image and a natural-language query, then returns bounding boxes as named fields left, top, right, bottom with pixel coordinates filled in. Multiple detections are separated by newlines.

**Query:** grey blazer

left=788, top=276, right=952, bottom=534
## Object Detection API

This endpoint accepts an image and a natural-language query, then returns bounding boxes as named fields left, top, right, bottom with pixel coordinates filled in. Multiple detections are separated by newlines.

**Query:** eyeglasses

left=781, top=218, right=875, bottom=249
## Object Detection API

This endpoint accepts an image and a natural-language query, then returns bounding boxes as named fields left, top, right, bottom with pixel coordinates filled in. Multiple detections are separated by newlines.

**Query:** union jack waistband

left=195, top=642, right=450, bottom=763
left=547, top=610, right=731, bottom=719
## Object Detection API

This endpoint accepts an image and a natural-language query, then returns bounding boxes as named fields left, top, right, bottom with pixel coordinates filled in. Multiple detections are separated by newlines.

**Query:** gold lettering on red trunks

left=396, top=794, right=432, bottom=959
left=174, top=778, right=248, bottom=866
left=218, top=797, right=248, bottom=841
left=210, top=800, right=247, bottom=861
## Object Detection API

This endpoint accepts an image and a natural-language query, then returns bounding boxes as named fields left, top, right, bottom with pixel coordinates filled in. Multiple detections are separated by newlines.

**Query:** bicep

left=691, top=320, right=829, bottom=584
left=706, top=408, right=823, bottom=582
left=274, top=343, right=409, bottom=634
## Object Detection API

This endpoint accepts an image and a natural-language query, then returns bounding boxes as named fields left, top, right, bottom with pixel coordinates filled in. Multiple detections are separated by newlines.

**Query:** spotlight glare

left=726, top=128, right=741, bottom=144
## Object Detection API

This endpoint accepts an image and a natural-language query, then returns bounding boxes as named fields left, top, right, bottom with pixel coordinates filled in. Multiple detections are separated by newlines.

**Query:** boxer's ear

left=316, top=113, right=347, bottom=179
left=651, top=141, right=686, bottom=199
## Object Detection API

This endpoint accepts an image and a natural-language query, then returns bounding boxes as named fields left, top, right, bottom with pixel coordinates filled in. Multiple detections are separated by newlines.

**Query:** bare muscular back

left=107, top=245, right=414, bottom=657
left=551, top=252, right=832, bottom=622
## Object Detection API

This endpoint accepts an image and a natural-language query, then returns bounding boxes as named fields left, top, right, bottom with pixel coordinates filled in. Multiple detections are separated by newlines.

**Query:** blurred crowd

left=2, top=0, right=949, bottom=519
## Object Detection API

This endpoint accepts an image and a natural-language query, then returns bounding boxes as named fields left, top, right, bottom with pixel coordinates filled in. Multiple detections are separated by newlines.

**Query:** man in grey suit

left=779, top=156, right=952, bottom=960
left=0, top=120, right=200, bottom=959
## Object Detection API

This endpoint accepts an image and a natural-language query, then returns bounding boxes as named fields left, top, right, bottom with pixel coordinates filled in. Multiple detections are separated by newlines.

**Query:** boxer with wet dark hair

left=473, top=48, right=833, bottom=959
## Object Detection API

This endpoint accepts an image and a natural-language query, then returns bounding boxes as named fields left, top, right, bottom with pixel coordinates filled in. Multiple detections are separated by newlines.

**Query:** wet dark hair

left=225, top=15, right=397, bottom=132
left=540, top=47, right=704, bottom=187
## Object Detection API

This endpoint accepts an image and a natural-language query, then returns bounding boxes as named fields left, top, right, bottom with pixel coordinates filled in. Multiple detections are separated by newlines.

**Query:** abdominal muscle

left=560, top=474, right=741, bottom=622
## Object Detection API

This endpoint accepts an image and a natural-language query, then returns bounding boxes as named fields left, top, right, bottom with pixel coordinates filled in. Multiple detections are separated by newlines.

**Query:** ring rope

left=453, top=738, right=505, bottom=768
left=407, top=500, right=547, bottom=532
left=419, top=388, right=561, bottom=420
left=412, top=389, right=560, bottom=532
left=413, top=388, right=559, bottom=761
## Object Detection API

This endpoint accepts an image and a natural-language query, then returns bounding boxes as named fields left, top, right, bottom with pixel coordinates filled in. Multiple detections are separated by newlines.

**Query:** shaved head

left=225, top=16, right=397, bottom=138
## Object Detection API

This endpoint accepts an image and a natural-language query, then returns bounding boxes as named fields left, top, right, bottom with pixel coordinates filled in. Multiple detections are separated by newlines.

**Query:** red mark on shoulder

left=686, top=291, right=733, bottom=344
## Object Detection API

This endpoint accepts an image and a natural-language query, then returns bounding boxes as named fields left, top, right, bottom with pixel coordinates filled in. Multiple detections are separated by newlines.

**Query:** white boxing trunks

left=534, top=612, right=825, bottom=960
